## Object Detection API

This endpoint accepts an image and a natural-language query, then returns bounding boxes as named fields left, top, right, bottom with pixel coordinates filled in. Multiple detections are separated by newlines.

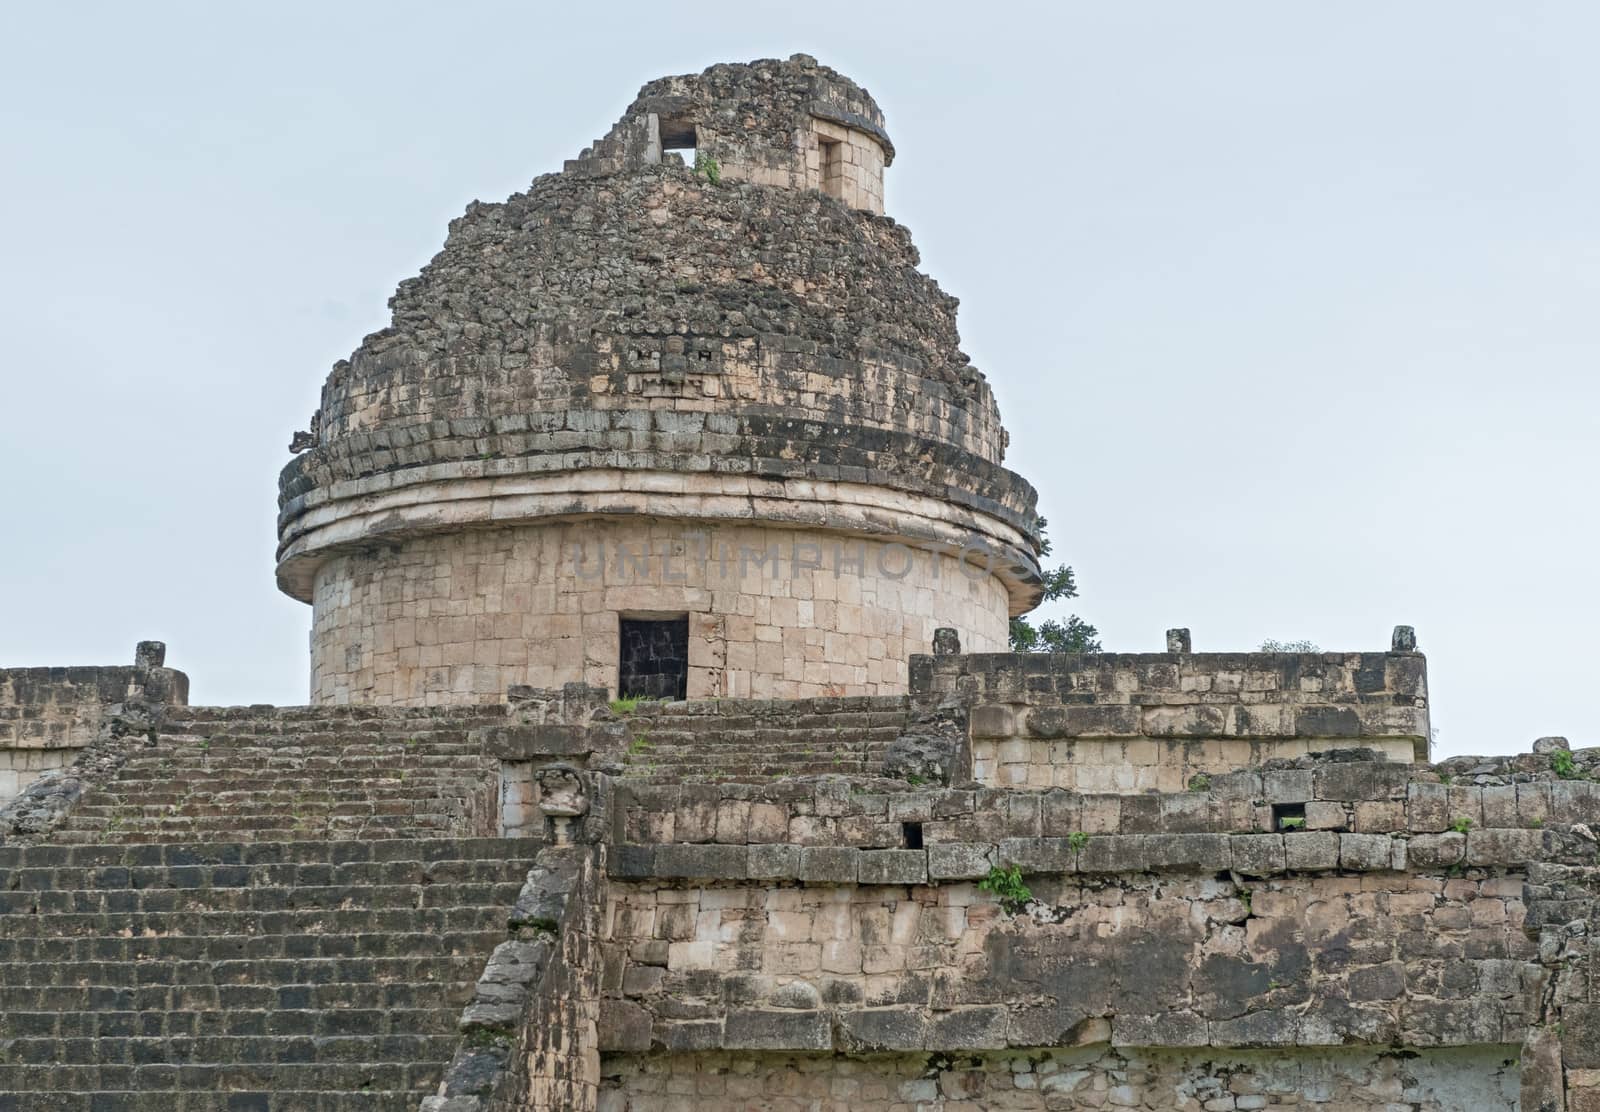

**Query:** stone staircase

left=616, top=695, right=909, bottom=782
left=0, top=835, right=540, bottom=1110
left=50, top=705, right=505, bottom=844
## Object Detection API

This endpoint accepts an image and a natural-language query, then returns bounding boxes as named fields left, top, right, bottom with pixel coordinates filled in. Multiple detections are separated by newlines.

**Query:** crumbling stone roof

left=277, top=56, right=1042, bottom=603
left=613, top=54, right=894, bottom=166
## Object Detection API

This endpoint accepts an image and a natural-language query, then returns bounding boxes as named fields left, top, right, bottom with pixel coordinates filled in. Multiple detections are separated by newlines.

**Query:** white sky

left=1, top=2, right=1595, bottom=758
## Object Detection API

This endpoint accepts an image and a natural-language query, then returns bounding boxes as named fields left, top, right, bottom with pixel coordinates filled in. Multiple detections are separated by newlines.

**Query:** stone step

left=1, top=1008, right=457, bottom=1039
left=626, top=755, right=879, bottom=771
left=53, top=813, right=490, bottom=844
left=0, top=930, right=507, bottom=962
left=0, top=881, right=524, bottom=915
left=0, top=979, right=462, bottom=1013
left=0, top=857, right=528, bottom=892
left=0, top=1089, right=425, bottom=1112
left=106, top=762, right=485, bottom=776
left=618, top=731, right=903, bottom=747
left=624, top=741, right=885, bottom=754
left=0, top=899, right=506, bottom=930
left=165, top=707, right=505, bottom=721
left=62, top=802, right=471, bottom=821
left=100, top=784, right=485, bottom=798
left=628, top=759, right=878, bottom=772
left=0, top=1062, right=440, bottom=1098
left=0, top=1033, right=460, bottom=1066
left=61, top=806, right=478, bottom=825
left=104, top=772, right=487, bottom=787
left=0, top=838, right=540, bottom=868
left=0, top=954, right=489, bottom=989
left=114, top=752, right=487, bottom=768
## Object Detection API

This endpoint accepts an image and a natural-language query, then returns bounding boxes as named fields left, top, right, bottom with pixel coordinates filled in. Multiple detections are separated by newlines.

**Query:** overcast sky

left=2, top=2, right=1594, bottom=757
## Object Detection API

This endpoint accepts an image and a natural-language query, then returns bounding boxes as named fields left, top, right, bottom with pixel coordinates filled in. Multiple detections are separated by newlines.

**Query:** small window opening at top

left=661, top=119, right=698, bottom=170
left=902, top=822, right=924, bottom=850
left=819, top=137, right=844, bottom=199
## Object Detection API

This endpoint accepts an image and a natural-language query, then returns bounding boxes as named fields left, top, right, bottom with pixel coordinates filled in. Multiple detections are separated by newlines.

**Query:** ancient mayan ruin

left=1, top=54, right=1595, bottom=1111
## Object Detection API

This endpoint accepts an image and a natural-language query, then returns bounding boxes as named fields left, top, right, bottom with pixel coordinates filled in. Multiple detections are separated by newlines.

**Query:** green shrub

left=979, top=864, right=1032, bottom=913
left=694, top=152, right=721, bottom=185
left=1552, top=749, right=1582, bottom=780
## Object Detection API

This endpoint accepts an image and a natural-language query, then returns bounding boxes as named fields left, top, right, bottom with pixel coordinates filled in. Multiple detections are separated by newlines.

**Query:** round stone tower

left=277, top=55, right=1043, bottom=706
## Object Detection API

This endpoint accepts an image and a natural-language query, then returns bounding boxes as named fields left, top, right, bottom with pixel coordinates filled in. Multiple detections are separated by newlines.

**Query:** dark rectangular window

left=1272, top=802, right=1307, bottom=832
left=619, top=616, right=689, bottom=701
left=660, top=119, right=698, bottom=169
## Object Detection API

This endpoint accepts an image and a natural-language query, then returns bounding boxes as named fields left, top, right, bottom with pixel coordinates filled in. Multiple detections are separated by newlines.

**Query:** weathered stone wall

left=910, top=650, right=1430, bottom=790
left=808, top=116, right=886, bottom=214
left=599, top=1045, right=1522, bottom=1110
left=614, top=746, right=1583, bottom=851
left=571, top=54, right=893, bottom=213
left=1524, top=857, right=1600, bottom=1111
left=308, top=522, right=1009, bottom=706
left=502, top=846, right=606, bottom=1112
left=600, top=732, right=1600, bottom=1109
left=599, top=870, right=1539, bottom=1055
left=0, top=650, right=188, bottom=804
left=972, top=734, right=1418, bottom=793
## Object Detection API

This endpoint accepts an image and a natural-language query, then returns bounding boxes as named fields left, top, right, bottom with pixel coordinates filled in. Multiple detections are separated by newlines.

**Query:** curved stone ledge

left=276, top=417, right=1042, bottom=556
left=278, top=411, right=1036, bottom=504
left=275, top=468, right=1043, bottom=611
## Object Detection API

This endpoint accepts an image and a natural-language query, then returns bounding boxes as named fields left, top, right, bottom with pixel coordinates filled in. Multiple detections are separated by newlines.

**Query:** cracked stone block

left=858, top=849, right=928, bottom=885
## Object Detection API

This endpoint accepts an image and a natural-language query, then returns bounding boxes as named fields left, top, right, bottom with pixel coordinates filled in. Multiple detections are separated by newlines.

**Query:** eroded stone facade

left=0, top=649, right=188, bottom=804
left=940, top=652, right=1431, bottom=791
left=598, top=1045, right=1522, bottom=1111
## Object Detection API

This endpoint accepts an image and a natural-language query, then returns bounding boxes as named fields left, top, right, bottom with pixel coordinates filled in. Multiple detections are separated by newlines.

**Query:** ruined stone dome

left=277, top=56, right=1043, bottom=705
left=278, top=55, right=1040, bottom=598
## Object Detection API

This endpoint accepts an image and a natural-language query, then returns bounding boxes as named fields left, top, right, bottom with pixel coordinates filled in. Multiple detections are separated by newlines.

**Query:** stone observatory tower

left=277, top=55, right=1043, bottom=706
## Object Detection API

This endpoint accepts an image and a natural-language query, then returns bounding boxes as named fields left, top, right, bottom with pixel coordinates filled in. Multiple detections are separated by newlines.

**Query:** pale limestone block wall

left=972, top=736, right=1418, bottom=792
left=597, top=1045, right=1519, bottom=1110
left=716, top=120, right=886, bottom=214
left=604, top=875, right=1534, bottom=1023
left=309, top=520, right=1010, bottom=706
left=808, top=119, right=885, bottom=214
left=0, top=664, right=170, bottom=805
left=0, top=748, right=75, bottom=805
